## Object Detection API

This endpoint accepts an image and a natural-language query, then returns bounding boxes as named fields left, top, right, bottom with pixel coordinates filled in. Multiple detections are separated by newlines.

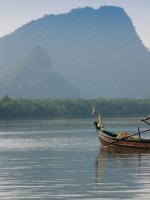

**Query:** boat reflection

left=95, top=146, right=150, bottom=199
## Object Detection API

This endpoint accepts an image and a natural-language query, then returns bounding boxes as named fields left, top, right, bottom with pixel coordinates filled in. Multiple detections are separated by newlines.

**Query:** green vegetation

left=0, top=96, right=150, bottom=118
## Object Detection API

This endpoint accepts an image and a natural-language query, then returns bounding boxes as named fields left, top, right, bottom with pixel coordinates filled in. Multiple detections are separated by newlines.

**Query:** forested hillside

left=0, top=46, right=80, bottom=98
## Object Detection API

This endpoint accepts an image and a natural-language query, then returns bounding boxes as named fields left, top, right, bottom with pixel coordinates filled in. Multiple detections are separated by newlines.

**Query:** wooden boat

left=94, top=115, right=150, bottom=149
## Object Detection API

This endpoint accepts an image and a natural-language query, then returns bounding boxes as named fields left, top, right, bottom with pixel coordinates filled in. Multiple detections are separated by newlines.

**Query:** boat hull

left=97, top=130, right=150, bottom=149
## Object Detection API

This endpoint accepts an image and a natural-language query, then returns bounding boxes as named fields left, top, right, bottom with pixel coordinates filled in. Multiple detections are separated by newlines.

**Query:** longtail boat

left=94, top=114, right=150, bottom=149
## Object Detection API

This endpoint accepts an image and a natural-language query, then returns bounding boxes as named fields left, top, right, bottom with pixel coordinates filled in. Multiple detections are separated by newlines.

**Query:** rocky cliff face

left=0, top=6, right=150, bottom=98
left=0, top=46, right=80, bottom=98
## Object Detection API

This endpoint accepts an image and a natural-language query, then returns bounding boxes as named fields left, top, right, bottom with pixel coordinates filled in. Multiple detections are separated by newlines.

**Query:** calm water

left=0, top=118, right=149, bottom=199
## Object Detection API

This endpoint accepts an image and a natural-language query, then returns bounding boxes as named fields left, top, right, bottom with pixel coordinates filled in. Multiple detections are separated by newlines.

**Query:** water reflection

left=95, top=146, right=150, bottom=199
left=0, top=118, right=150, bottom=199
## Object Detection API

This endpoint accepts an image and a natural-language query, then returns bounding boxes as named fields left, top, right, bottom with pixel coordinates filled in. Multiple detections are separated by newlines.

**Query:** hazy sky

left=0, top=0, right=150, bottom=48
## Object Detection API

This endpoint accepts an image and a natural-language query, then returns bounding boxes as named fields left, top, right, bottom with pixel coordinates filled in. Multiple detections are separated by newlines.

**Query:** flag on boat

left=92, top=106, right=96, bottom=115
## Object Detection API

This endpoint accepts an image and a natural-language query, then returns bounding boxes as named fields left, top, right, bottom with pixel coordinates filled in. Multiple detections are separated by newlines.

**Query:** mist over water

left=0, top=118, right=149, bottom=199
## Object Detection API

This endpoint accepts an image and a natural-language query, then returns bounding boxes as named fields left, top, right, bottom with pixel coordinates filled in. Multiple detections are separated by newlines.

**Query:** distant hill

left=0, top=6, right=150, bottom=98
left=0, top=46, right=80, bottom=98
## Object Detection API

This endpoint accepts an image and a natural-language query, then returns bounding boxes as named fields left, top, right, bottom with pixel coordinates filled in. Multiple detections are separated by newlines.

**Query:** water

left=0, top=118, right=149, bottom=199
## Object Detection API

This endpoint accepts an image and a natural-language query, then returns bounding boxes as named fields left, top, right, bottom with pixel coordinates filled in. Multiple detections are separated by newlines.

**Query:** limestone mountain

left=0, top=6, right=150, bottom=98
left=0, top=46, right=80, bottom=98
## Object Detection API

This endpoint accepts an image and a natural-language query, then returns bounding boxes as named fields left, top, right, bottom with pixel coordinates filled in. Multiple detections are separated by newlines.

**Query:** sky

left=0, top=0, right=150, bottom=49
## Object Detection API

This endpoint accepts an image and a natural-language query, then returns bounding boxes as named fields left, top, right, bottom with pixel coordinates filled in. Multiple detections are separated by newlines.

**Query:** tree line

left=0, top=96, right=149, bottom=118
